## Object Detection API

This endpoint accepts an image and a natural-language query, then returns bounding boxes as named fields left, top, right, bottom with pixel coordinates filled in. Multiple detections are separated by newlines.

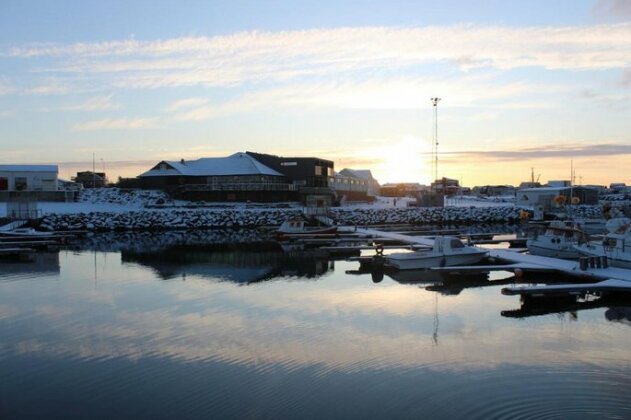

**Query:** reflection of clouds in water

left=2, top=252, right=631, bottom=374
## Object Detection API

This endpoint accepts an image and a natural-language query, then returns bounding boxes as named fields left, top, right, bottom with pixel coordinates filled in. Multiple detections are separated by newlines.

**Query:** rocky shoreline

left=37, top=204, right=604, bottom=232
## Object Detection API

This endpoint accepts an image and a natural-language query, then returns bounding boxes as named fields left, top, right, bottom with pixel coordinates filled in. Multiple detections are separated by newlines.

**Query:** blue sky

left=0, top=0, right=630, bottom=185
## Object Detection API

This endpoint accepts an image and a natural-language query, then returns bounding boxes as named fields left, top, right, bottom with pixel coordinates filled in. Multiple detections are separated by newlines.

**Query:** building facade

left=338, top=169, right=380, bottom=198
left=330, top=171, right=371, bottom=203
left=139, top=153, right=294, bottom=202
left=516, top=186, right=599, bottom=209
left=73, top=171, right=108, bottom=188
left=245, top=152, right=335, bottom=206
left=0, top=165, right=58, bottom=192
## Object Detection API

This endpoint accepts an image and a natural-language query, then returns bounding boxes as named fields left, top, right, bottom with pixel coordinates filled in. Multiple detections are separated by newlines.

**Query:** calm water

left=1, top=231, right=631, bottom=419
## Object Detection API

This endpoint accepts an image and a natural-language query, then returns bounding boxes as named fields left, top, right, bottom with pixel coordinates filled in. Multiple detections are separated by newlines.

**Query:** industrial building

left=0, top=165, right=58, bottom=192
left=516, top=186, right=599, bottom=209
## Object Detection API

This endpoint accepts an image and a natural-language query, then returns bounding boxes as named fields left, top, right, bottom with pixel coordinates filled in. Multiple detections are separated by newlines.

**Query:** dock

left=347, top=226, right=631, bottom=298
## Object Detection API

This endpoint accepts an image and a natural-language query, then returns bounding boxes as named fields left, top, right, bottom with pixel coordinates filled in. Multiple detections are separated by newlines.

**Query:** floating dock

left=348, top=227, right=631, bottom=297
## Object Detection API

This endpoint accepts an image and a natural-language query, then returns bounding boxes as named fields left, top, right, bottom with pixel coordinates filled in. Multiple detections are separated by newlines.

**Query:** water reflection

left=0, top=251, right=60, bottom=280
left=121, top=246, right=332, bottom=283
left=1, top=232, right=631, bottom=418
left=503, top=293, right=631, bottom=325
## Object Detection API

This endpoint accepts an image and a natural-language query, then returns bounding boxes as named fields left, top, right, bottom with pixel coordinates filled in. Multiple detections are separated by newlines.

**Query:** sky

left=0, top=0, right=630, bottom=186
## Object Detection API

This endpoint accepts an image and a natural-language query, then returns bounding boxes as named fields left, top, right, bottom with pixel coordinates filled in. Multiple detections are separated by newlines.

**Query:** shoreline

left=38, top=205, right=536, bottom=232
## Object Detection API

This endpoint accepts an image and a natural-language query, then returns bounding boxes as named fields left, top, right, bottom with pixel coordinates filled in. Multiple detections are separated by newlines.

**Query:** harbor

left=2, top=1, right=631, bottom=416
left=1, top=229, right=631, bottom=418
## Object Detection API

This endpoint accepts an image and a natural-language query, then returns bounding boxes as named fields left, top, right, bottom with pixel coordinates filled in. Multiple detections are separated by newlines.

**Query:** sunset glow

left=1, top=1, right=630, bottom=187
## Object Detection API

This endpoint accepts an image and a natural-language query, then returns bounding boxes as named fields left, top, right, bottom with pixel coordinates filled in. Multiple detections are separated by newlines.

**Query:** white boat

left=574, top=218, right=631, bottom=269
left=385, top=236, right=487, bottom=270
left=275, top=218, right=337, bottom=240
left=527, top=220, right=585, bottom=259
left=0, top=228, right=53, bottom=237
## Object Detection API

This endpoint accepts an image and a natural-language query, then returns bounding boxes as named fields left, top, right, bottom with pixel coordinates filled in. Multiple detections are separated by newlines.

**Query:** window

left=0, top=177, right=7, bottom=191
left=281, top=162, right=297, bottom=166
left=15, top=177, right=27, bottom=191
left=314, top=165, right=322, bottom=176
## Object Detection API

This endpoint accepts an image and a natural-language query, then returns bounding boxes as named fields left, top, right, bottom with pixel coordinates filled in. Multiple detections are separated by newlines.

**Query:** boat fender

left=440, top=257, right=446, bottom=268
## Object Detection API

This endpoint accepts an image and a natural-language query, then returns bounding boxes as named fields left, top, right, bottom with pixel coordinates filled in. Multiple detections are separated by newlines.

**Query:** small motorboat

left=574, top=217, right=631, bottom=269
left=0, top=228, right=54, bottom=237
left=526, top=220, right=585, bottom=259
left=275, top=218, right=337, bottom=240
left=385, top=236, right=487, bottom=270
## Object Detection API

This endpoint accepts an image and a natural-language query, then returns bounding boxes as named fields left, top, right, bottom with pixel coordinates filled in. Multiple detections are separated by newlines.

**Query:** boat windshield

left=450, top=239, right=465, bottom=249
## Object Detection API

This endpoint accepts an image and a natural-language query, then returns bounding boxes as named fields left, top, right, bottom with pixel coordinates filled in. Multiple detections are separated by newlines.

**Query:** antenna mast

left=430, top=97, right=441, bottom=184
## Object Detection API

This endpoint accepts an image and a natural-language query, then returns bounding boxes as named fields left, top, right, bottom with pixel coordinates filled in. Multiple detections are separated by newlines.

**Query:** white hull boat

left=275, top=218, right=337, bottom=240
left=0, top=228, right=53, bottom=237
left=526, top=220, right=584, bottom=259
left=574, top=218, right=631, bottom=269
left=385, top=236, right=487, bottom=270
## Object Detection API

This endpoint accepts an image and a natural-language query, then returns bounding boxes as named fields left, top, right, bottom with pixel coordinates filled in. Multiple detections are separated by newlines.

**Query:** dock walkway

left=351, top=226, right=631, bottom=296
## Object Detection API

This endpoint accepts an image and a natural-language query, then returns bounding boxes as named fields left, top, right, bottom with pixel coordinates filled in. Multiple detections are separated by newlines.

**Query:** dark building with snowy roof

left=245, top=152, right=336, bottom=207
left=138, top=152, right=295, bottom=202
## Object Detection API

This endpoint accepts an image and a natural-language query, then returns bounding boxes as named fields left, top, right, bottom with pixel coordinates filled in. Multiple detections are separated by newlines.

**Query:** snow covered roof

left=340, top=169, right=373, bottom=180
left=0, top=164, right=58, bottom=172
left=519, top=186, right=598, bottom=193
left=139, top=153, right=284, bottom=177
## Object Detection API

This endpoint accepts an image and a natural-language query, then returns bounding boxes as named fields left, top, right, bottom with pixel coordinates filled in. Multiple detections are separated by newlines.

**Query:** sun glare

left=372, top=137, right=430, bottom=184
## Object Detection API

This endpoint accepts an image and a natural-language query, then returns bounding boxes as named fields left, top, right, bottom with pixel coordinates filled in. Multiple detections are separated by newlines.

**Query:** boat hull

left=386, top=250, right=487, bottom=270
left=527, top=240, right=580, bottom=259
left=574, top=244, right=631, bottom=269
left=275, top=226, right=337, bottom=240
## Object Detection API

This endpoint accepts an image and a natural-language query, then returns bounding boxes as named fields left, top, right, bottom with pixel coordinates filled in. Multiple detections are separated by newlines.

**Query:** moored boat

left=574, top=218, right=631, bottom=269
left=0, top=228, right=54, bottom=237
left=275, top=218, right=337, bottom=240
left=526, top=220, right=585, bottom=259
left=385, top=236, right=487, bottom=270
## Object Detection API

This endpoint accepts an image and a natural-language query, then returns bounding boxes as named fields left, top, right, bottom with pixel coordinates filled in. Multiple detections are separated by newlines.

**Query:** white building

left=338, top=169, right=380, bottom=197
left=0, top=165, right=58, bottom=192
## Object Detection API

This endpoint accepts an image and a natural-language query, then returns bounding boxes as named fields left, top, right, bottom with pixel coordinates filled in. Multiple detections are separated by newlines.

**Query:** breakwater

left=38, top=203, right=606, bottom=232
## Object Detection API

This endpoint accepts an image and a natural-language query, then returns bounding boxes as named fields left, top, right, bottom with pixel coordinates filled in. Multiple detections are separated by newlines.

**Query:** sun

left=372, top=137, right=431, bottom=184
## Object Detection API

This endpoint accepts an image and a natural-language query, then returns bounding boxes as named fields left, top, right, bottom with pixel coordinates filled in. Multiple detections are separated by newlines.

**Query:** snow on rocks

left=79, top=188, right=170, bottom=207
left=40, top=205, right=530, bottom=232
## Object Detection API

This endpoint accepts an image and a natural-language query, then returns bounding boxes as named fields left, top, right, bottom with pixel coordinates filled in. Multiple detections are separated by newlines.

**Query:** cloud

left=71, top=118, right=159, bottom=131
left=64, top=94, right=120, bottom=111
left=165, top=97, right=209, bottom=112
left=21, top=78, right=71, bottom=95
left=7, top=24, right=631, bottom=93
left=0, top=110, right=15, bottom=118
left=170, top=77, right=555, bottom=120
left=593, top=0, right=631, bottom=20
left=449, top=143, right=631, bottom=161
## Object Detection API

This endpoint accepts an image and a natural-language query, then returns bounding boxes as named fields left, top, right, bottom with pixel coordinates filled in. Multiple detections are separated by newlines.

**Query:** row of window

left=328, top=177, right=366, bottom=186
left=0, top=177, right=57, bottom=191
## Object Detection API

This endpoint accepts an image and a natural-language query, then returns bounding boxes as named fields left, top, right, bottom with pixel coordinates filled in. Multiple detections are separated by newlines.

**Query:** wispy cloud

left=449, top=143, right=631, bottom=161
left=64, top=94, right=120, bottom=111
left=0, top=110, right=15, bottom=118
left=169, top=77, right=564, bottom=120
left=7, top=24, right=631, bottom=92
left=71, top=118, right=159, bottom=131
left=165, top=97, right=209, bottom=112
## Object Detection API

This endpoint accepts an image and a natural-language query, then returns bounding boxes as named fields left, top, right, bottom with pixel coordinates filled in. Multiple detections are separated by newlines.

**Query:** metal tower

left=430, top=97, right=441, bottom=184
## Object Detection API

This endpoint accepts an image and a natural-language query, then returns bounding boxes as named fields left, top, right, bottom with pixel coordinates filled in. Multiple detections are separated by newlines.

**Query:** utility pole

left=92, top=152, right=96, bottom=188
left=430, top=98, right=441, bottom=186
